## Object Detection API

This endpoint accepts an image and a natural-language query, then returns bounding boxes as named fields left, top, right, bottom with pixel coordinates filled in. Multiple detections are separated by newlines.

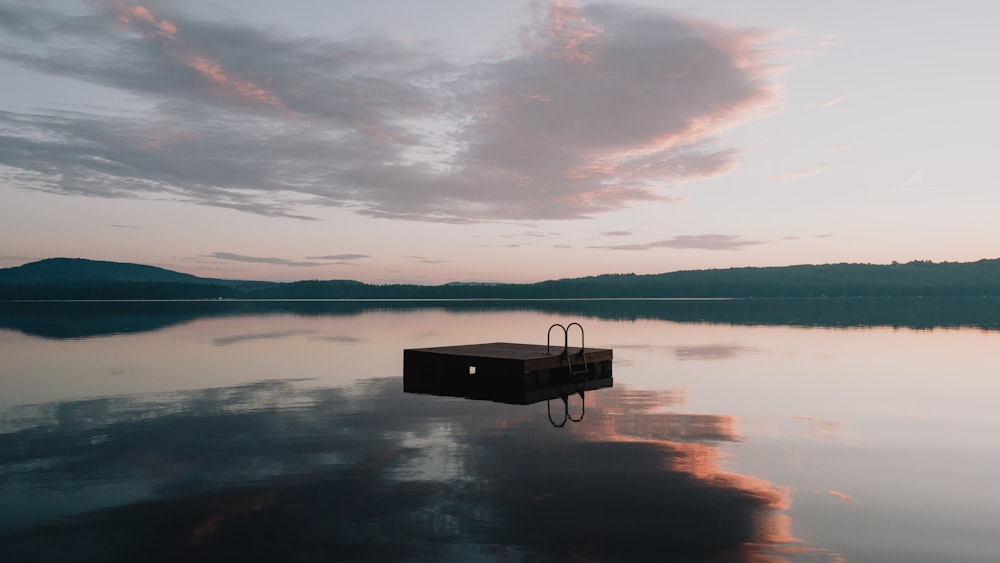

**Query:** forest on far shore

left=3, top=257, right=1000, bottom=300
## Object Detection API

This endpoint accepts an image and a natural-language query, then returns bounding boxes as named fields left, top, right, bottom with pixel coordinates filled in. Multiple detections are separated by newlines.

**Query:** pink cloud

left=96, top=0, right=285, bottom=110
left=183, top=54, right=284, bottom=109
left=827, top=490, right=855, bottom=503
left=822, top=95, right=847, bottom=108
left=449, top=2, right=781, bottom=219
left=1, top=1, right=785, bottom=223
left=115, top=5, right=152, bottom=24
left=106, top=2, right=177, bottom=39
left=153, top=19, right=178, bottom=39
left=543, top=1, right=603, bottom=63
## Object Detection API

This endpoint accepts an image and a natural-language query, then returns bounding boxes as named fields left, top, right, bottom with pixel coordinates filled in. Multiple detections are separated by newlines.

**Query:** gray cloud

left=406, top=255, right=452, bottom=264
left=306, top=254, right=370, bottom=261
left=207, top=252, right=323, bottom=267
left=595, top=234, right=768, bottom=251
left=601, top=230, right=633, bottom=236
left=0, top=1, right=779, bottom=222
left=496, top=231, right=560, bottom=239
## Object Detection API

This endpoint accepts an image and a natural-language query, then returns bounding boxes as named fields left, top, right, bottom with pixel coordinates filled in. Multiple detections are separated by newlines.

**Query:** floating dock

left=403, top=341, right=613, bottom=405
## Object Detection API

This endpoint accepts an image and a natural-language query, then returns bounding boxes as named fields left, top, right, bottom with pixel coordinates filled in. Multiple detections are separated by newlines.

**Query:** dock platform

left=403, top=342, right=613, bottom=405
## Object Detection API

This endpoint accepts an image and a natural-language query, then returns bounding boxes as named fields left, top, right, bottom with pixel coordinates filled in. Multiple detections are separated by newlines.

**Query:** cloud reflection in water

left=0, top=378, right=808, bottom=561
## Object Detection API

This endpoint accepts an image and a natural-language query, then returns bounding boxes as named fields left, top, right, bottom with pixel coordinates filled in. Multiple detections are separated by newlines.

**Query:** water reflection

left=6, top=305, right=1000, bottom=560
left=6, top=297, right=1000, bottom=340
left=0, top=378, right=802, bottom=561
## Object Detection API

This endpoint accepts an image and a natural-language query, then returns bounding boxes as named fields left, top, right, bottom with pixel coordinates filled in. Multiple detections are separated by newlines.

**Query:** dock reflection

left=403, top=339, right=614, bottom=426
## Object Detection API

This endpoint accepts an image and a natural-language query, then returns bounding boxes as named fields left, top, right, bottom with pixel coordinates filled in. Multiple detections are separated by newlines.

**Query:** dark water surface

left=2, top=300, right=999, bottom=561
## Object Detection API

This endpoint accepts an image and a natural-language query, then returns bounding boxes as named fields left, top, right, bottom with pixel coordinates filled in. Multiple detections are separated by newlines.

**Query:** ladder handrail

left=566, top=385, right=585, bottom=422
left=545, top=322, right=591, bottom=427
left=565, top=322, right=587, bottom=375
left=546, top=322, right=589, bottom=375
left=547, top=397, right=568, bottom=427
left=566, top=322, right=585, bottom=353
left=548, top=385, right=586, bottom=427
left=546, top=323, right=567, bottom=355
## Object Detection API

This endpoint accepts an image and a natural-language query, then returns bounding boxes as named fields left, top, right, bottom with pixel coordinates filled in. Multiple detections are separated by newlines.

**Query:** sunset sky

left=2, top=0, right=998, bottom=283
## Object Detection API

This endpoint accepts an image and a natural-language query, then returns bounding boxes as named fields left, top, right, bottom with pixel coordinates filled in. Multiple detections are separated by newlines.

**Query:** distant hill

left=0, top=258, right=204, bottom=283
left=0, top=258, right=248, bottom=300
left=4, top=257, right=1000, bottom=300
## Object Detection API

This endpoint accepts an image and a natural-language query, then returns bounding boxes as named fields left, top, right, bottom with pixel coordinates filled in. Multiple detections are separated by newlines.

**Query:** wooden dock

left=403, top=342, right=613, bottom=405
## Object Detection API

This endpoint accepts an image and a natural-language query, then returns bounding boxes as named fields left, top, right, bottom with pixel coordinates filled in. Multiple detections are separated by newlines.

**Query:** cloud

left=600, top=229, right=632, bottom=236
left=0, top=1, right=780, bottom=223
left=816, top=34, right=840, bottom=48
left=207, top=252, right=323, bottom=267
left=594, top=234, right=767, bottom=251
left=93, top=0, right=284, bottom=110
left=827, top=489, right=855, bottom=503
left=496, top=231, right=560, bottom=239
left=306, top=254, right=370, bottom=261
left=110, top=3, right=178, bottom=40
left=406, top=256, right=452, bottom=264
left=822, top=95, right=847, bottom=108
left=781, top=233, right=835, bottom=241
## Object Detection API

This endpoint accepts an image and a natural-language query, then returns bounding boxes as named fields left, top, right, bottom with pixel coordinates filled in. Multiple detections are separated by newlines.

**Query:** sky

left=1, top=0, right=999, bottom=284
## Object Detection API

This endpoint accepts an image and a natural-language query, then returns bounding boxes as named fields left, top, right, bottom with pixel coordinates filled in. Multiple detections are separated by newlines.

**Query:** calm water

left=2, top=300, right=1000, bottom=562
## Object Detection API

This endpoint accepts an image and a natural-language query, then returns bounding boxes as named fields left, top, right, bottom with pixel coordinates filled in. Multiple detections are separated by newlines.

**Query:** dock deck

left=403, top=342, right=613, bottom=404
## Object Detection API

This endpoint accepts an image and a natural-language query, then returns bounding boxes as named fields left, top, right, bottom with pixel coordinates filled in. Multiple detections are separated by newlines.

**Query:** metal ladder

left=546, top=322, right=589, bottom=376
left=546, top=322, right=589, bottom=427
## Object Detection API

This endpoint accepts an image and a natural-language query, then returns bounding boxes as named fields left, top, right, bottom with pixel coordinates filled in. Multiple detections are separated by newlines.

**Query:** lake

left=2, top=299, right=1000, bottom=561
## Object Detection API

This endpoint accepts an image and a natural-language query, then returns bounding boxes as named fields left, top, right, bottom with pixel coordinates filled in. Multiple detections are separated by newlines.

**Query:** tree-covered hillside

left=3, top=257, right=1000, bottom=300
left=0, top=258, right=203, bottom=283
